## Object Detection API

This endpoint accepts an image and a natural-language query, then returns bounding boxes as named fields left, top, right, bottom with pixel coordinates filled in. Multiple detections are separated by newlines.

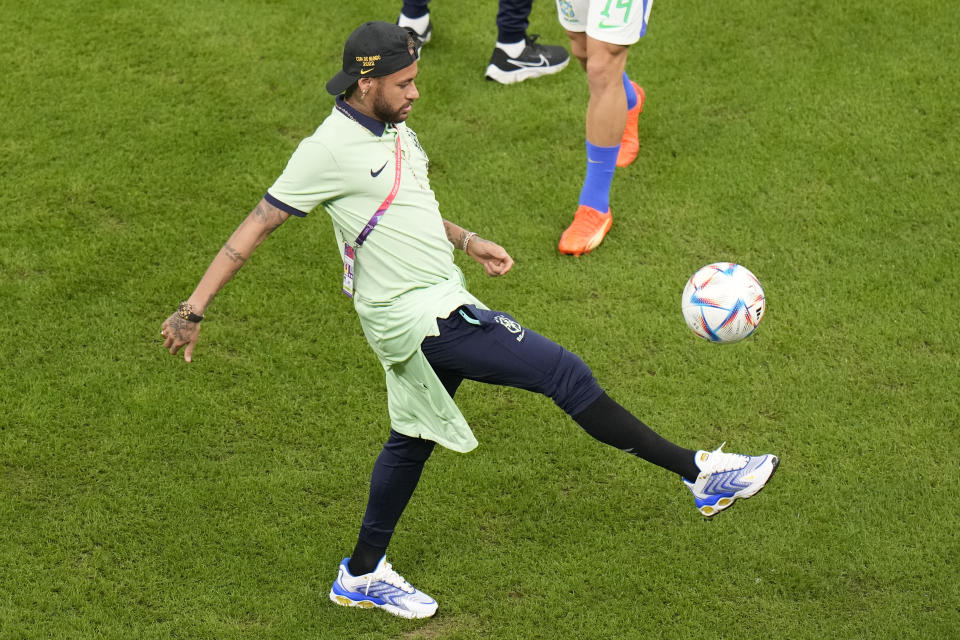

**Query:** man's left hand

left=467, top=237, right=514, bottom=277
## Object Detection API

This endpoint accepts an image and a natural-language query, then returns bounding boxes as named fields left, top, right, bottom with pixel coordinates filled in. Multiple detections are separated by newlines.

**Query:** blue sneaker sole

left=328, top=588, right=436, bottom=619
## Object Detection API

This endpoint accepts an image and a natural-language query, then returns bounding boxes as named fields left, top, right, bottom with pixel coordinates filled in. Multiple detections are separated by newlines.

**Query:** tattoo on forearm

left=442, top=220, right=464, bottom=248
left=222, top=243, right=246, bottom=264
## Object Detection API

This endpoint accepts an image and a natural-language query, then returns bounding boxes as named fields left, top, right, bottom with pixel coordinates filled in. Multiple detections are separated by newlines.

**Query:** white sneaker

left=684, top=443, right=779, bottom=516
left=328, top=556, right=438, bottom=619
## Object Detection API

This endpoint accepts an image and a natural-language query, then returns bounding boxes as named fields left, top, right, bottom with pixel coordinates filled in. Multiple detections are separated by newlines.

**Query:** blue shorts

left=420, top=305, right=604, bottom=417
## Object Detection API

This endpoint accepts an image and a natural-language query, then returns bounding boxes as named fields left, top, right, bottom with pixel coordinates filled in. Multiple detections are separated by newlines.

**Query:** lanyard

left=341, top=130, right=403, bottom=298
left=355, top=132, right=402, bottom=247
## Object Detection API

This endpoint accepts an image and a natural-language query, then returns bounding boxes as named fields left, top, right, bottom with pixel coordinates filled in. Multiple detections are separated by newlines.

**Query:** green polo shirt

left=265, top=98, right=483, bottom=452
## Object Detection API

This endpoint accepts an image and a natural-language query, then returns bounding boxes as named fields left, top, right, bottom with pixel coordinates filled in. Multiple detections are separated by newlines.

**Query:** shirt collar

left=335, top=95, right=389, bottom=137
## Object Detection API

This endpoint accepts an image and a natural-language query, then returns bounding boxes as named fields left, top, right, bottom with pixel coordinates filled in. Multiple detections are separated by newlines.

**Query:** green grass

left=2, top=0, right=958, bottom=637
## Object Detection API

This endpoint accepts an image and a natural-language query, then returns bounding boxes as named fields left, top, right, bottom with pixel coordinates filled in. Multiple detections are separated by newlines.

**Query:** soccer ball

left=681, top=262, right=765, bottom=343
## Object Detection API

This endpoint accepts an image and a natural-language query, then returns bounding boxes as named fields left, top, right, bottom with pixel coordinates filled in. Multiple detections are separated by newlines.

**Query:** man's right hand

left=159, top=198, right=290, bottom=363
left=161, top=313, right=201, bottom=362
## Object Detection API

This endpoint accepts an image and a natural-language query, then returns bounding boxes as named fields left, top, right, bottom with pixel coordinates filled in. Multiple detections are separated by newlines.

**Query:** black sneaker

left=484, top=34, right=570, bottom=84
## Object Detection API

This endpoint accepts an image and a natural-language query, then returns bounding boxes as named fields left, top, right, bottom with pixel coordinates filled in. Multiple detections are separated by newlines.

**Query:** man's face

left=371, top=61, right=420, bottom=123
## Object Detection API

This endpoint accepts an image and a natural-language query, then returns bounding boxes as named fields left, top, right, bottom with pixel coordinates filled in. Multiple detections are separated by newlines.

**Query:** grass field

left=2, top=0, right=958, bottom=638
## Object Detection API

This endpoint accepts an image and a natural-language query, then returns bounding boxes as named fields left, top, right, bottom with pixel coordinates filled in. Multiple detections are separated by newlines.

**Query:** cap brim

left=326, top=70, right=357, bottom=96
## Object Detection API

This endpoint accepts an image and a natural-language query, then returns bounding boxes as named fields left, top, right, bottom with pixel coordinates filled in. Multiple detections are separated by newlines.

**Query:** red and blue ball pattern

left=681, top=262, right=765, bottom=343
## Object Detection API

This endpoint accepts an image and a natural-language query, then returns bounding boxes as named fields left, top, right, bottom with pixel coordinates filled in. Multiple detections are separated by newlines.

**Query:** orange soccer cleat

left=558, top=205, right=612, bottom=256
left=616, top=82, right=645, bottom=168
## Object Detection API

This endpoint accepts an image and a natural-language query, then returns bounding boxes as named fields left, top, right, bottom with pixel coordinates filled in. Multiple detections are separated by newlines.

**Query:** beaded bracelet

left=461, top=231, right=478, bottom=253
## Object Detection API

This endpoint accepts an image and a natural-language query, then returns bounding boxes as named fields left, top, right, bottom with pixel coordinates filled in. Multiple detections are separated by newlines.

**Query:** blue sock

left=623, top=72, right=637, bottom=111
left=578, top=141, right=619, bottom=213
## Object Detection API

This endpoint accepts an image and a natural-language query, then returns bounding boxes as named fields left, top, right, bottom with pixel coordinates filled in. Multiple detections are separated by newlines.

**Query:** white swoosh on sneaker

left=506, top=54, right=549, bottom=68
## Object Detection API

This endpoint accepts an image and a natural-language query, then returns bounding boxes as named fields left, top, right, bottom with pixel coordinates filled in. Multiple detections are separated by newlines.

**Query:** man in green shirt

left=160, top=21, right=778, bottom=620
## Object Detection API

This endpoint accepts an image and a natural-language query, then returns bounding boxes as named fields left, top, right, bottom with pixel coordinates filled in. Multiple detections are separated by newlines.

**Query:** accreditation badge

left=341, top=243, right=356, bottom=298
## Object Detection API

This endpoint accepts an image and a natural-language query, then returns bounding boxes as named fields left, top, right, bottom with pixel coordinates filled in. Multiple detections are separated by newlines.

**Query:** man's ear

left=358, top=77, right=375, bottom=94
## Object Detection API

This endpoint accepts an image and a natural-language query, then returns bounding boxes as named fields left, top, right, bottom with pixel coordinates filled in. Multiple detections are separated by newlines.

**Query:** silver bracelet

left=461, top=231, right=478, bottom=252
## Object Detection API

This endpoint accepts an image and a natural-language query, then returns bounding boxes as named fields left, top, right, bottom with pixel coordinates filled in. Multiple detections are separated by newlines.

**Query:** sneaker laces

left=703, top=443, right=749, bottom=473
left=524, top=34, right=543, bottom=49
left=364, top=560, right=415, bottom=595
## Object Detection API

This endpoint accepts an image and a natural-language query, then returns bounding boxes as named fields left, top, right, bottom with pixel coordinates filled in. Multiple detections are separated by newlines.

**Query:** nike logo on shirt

left=370, top=161, right=388, bottom=177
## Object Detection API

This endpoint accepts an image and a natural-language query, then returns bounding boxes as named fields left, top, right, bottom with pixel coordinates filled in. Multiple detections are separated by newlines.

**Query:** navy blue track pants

left=358, top=306, right=604, bottom=548
left=401, top=0, right=534, bottom=42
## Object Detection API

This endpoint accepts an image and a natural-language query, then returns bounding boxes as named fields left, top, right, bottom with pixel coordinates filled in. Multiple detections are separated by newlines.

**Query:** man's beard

left=372, top=93, right=411, bottom=123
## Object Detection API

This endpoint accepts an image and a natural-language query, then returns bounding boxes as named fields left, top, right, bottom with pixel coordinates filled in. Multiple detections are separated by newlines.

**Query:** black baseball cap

left=325, top=21, right=419, bottom=96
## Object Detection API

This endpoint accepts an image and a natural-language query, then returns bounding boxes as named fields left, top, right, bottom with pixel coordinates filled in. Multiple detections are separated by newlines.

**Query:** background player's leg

left=559, top=38, right=629, bottom=255
left=485, top=0, right=570, bottom=83
left=398, top=0, right=432, bottom=46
